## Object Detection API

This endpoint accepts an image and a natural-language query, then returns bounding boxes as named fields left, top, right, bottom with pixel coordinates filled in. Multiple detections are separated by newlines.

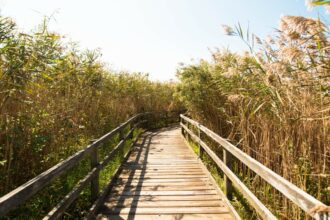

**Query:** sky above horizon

left=0, top=0, right=328, bottom=81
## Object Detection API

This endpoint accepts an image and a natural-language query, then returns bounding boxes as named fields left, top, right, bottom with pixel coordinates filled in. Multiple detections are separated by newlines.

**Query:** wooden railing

left=180, top=114, right=329, bottom=220
left=2, top=112, right=325, bottom=219
left=0, top=113, right=148, bottom=219
left=0, top=110, right=184, bottom=219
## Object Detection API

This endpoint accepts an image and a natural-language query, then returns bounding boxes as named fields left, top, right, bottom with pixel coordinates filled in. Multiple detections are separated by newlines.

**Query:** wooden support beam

left=90, top=146, right=99, bottom=202
left=197, top=124, right=204, bottom=159
left=223, top=149, right=233, bottom=200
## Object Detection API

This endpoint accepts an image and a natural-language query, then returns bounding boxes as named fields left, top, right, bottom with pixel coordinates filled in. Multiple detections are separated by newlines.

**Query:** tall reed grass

left=176, top=15, right=330, bottom=219
left=0, top=16, right=181, bottom=198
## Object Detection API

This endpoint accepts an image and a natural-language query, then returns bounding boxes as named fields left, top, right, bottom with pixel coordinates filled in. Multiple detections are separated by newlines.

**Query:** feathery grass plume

left=177, top=12, right=330, bottom=220
left=222, top=24, right=235, bottom=36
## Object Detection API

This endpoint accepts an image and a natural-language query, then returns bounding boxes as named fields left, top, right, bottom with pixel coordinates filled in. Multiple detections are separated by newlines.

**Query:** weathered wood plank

left=111, top=185, right=215, bottom=191
left=101, top=206, right=230, bottom=214
left=129, top=157, right=197, bottom=160
left=119, top=174, right=208, bottom=179
left=119, top=173, right=206, bottom=177
left=115, top=178, right=210, bottom=183
left=97, top=214, right=235, bottom=220
left=97, top=126, right=239, bottom=220
left=103, top=200, right=224, bottom=208
left=125, top=162, right=200, bottom=165
left=120, top=170, right=204, bottom=174
left=106, top=195, right=223, bottom=202
left=110, top=182, right=212, bottom=187
left=124, top=164, right=202, bottom=168
left=110, top=190, right=218, bottom=196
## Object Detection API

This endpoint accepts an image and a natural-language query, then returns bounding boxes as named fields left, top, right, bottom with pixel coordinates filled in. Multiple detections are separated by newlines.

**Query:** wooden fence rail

left=0, top=113, right=147, bottom=219
left=180, top=114, right=329, bottom=220
left=1, top=112, right=327, bottom=220
left=0, top=110, right=183, bottom=219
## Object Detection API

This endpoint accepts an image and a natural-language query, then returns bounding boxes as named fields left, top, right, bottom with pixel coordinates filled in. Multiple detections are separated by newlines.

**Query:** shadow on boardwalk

left=96, top=125, right=235, bottom=220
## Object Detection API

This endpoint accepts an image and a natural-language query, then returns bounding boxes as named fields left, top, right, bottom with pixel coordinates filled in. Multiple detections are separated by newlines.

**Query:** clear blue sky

left=0, top=0, right=328, bottom=81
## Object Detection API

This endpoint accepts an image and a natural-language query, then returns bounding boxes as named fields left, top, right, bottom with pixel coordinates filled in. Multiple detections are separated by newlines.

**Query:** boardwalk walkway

left=96, top=126, right=238, bottom=220
left=0, top=114, right=327, bottom=219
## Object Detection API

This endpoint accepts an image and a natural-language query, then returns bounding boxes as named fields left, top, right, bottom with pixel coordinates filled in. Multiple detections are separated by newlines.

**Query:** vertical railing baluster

left=223, top=148, right=233, bottom=200
left=90, top=144, right=99, bottom=202
left=165, top=112, right=168, bottom=127
left=186, top=121, right=190, bottom=142
left=128, top=122, right=134, bottom=139
left=119, top=124, right=125, bottom=157
left=197, top=124, right=204, bottom=159
left=180, top=116, right=184, bottom=136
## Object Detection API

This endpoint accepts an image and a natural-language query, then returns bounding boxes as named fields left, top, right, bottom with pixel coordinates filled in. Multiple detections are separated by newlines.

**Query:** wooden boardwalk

left=96, top=126, right=238, bottom=220
left=1, top=114, right=328, bottom=219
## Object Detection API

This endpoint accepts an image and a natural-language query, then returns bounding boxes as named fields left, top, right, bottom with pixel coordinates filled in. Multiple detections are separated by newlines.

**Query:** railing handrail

left=180, top=114, right=327, bottom=220
left=0, top=113, right=146, bottom=217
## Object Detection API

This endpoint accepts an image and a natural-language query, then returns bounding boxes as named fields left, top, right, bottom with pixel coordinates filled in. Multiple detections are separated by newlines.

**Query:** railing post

left=223, top=148, right=233, bottom=200
left=180, top=116, right=184, bottom=136
left=119, top=125, right=126, bottom=157
left=186, top=122, right=190, bottom=142
left=90, top=142, right=99, bottom=202
left=128, top=122, right=134, bottom=139
left=144, top=113, right=149, bottom=129
left=119, top=124, right=125, bottom=140
left=148, top=113, right=153, bottom=129
left=144, top=113, right=149, bottom=130
left=165, top=112, right=168, bottom=127
left=198, top=124, right=203, bottom=159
